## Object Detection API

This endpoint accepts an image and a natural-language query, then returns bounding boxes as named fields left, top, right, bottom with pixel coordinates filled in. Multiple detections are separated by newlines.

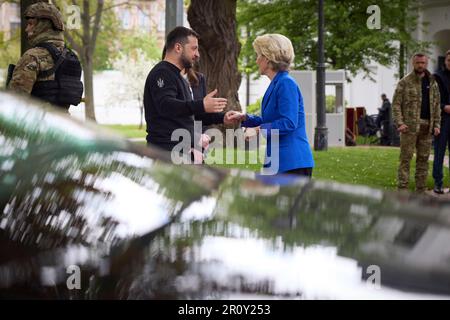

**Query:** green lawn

left=103, top=125, right=445, bottom=191
left=313, top=147, right=400, bottom=190
left=102, top=124, right=146, bottom=139
left=205, top=147, right=263, bottom=172
left=208, top=146, right=446, bottom=191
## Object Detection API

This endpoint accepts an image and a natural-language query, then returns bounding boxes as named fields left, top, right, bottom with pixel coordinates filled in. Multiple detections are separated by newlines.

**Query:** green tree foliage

left=238, top=0, right=429, bottom=78
left=0, top=30, right=20, bottom=70
left=326, top=95, right=336, bottom=114
left=55, top=0, right=160, bottom=71
left=246, top=97, right=262, bottom=115
left=118, top=31, right=162, bottom=62
left=0, top=1, right=20, bottom=73
left=94, top=14, right=161, bottom=71
left=92, top=5, right=121, bottom=71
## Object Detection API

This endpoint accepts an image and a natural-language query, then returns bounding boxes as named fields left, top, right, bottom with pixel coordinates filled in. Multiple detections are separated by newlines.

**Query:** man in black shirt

left=377, top=94, right=393, bottom=145
left=144, top=26, right=236, bottom=160
left=377, top=94, right=391, bottom=127
left=432, top=50, right=450, bottom=194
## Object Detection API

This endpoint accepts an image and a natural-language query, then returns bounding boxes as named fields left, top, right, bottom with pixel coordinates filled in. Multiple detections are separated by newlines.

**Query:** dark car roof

left=1, top=92, right=450, bottom=299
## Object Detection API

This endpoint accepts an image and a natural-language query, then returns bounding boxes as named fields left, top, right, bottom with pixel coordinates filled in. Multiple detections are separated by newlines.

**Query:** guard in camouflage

left=392, top=53, right=441, bottom=193
left=8, top=2, right=65, bottom=98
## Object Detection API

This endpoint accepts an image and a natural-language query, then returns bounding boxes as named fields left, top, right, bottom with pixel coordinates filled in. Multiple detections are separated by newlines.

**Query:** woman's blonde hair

left=252, top=34, right=295, bottom=71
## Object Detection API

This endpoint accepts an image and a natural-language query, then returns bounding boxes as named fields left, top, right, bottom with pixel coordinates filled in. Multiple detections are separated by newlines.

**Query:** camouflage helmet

left=24, top=2, right=65, bottom=31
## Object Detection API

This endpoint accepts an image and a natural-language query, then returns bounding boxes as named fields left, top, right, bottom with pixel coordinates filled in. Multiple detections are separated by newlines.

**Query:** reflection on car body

left=1, top=92, right=450, bottom=299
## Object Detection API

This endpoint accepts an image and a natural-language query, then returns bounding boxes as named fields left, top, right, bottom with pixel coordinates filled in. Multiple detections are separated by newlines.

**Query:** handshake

left=202, top=89, right=247, bottom=122
left=223, top=111, right=247, bottom=126
left=202, top=89, right=247, bottom=125
left=223, top=111, right=259, bottom=141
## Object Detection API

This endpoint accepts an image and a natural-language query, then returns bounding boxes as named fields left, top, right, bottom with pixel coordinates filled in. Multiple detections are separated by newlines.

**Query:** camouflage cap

left=24, top=2, right=65, bottom=31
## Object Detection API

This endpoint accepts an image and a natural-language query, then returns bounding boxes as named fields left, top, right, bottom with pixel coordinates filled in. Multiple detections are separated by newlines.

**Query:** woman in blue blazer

left=230, top=34, right=314, bottom=176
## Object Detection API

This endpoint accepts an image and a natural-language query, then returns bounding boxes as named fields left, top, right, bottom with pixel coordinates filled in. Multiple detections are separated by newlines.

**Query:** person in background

left=392, top=53, right=441, bottom=193
left=8, top=2, right=83, bottom=111
left=432, top=50, right=450, bottom=194
left=377, top=94, right=393, bottom=146
left=377, top=94, right=391, bottom=128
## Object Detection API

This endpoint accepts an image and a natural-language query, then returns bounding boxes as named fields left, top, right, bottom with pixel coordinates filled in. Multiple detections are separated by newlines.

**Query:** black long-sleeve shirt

left=435, top=69, right=450, bottom=120
left=144, top=61, right=224, bottom=151
left=420, top=75, right=431, bottom=120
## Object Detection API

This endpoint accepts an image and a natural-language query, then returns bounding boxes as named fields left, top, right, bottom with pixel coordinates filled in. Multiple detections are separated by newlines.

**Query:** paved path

left=128, top=137, right=146, bottom=142
left=425, top=155, right=450, bottom=199
left=425, top=188, right=450, bottom=199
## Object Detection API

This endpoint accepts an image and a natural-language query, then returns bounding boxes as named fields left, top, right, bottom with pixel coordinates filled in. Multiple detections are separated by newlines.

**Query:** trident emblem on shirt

left=157, top=78, right=164, bottom=88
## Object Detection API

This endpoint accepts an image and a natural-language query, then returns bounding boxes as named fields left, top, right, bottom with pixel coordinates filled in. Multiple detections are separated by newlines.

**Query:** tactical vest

left=30, top=42, right=84, bottom=109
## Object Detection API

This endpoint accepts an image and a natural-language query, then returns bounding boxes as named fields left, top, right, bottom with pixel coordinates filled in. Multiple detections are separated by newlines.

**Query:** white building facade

left=0, top=2, right=20, bottom=40
left=412, top=0, right=450, bottom=73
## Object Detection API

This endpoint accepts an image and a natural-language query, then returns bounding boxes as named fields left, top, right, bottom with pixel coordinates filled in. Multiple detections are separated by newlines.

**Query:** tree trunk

left=187, top=0, right=242, bottom=115
left=80, top=0, right=98, bottom=122
left=398, top=11, right=406, bottom=80
left=83, top=57, right=96, bottom=121
left=399, top=43, right=405, bottom=79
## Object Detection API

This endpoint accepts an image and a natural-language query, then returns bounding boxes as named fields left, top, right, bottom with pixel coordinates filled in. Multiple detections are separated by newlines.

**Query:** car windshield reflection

left=1, top=92, right=450, bottom=299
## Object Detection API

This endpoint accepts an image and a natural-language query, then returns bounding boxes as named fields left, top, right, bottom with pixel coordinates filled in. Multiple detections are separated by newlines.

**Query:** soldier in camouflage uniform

left=392, top=53, right=441, bottom=193
left=8, top=2, right=65, bottom=99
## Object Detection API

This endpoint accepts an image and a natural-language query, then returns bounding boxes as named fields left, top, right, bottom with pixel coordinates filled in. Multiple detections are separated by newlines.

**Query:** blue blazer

left=242, top=71, right=314, bottom=173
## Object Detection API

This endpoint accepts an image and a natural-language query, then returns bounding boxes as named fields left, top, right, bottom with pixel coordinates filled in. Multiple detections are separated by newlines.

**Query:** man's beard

left=180, top=52, right=193, bottom=69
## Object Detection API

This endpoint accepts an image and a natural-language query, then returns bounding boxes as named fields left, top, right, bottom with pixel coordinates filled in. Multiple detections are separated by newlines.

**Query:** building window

left=122, top=10, right=130, bottom=29
left=139, top=11, right=148, bottom=29
left=157, top=12, right=165, bottom=32
left=10, top=22, right=20, bottom=34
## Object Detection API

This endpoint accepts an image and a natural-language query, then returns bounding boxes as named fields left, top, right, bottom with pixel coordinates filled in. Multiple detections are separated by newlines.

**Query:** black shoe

left=433, top=187, right=444, bottom=194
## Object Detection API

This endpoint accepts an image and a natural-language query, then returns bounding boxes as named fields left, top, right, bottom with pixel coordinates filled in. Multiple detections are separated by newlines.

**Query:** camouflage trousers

left=398, top=121, right=432, bottom=193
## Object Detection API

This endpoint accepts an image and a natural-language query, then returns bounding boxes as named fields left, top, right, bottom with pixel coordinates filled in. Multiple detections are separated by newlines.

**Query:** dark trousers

left=285, top=167, right=313, bottom=177
left=433, top=118, right=450, bottom=188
